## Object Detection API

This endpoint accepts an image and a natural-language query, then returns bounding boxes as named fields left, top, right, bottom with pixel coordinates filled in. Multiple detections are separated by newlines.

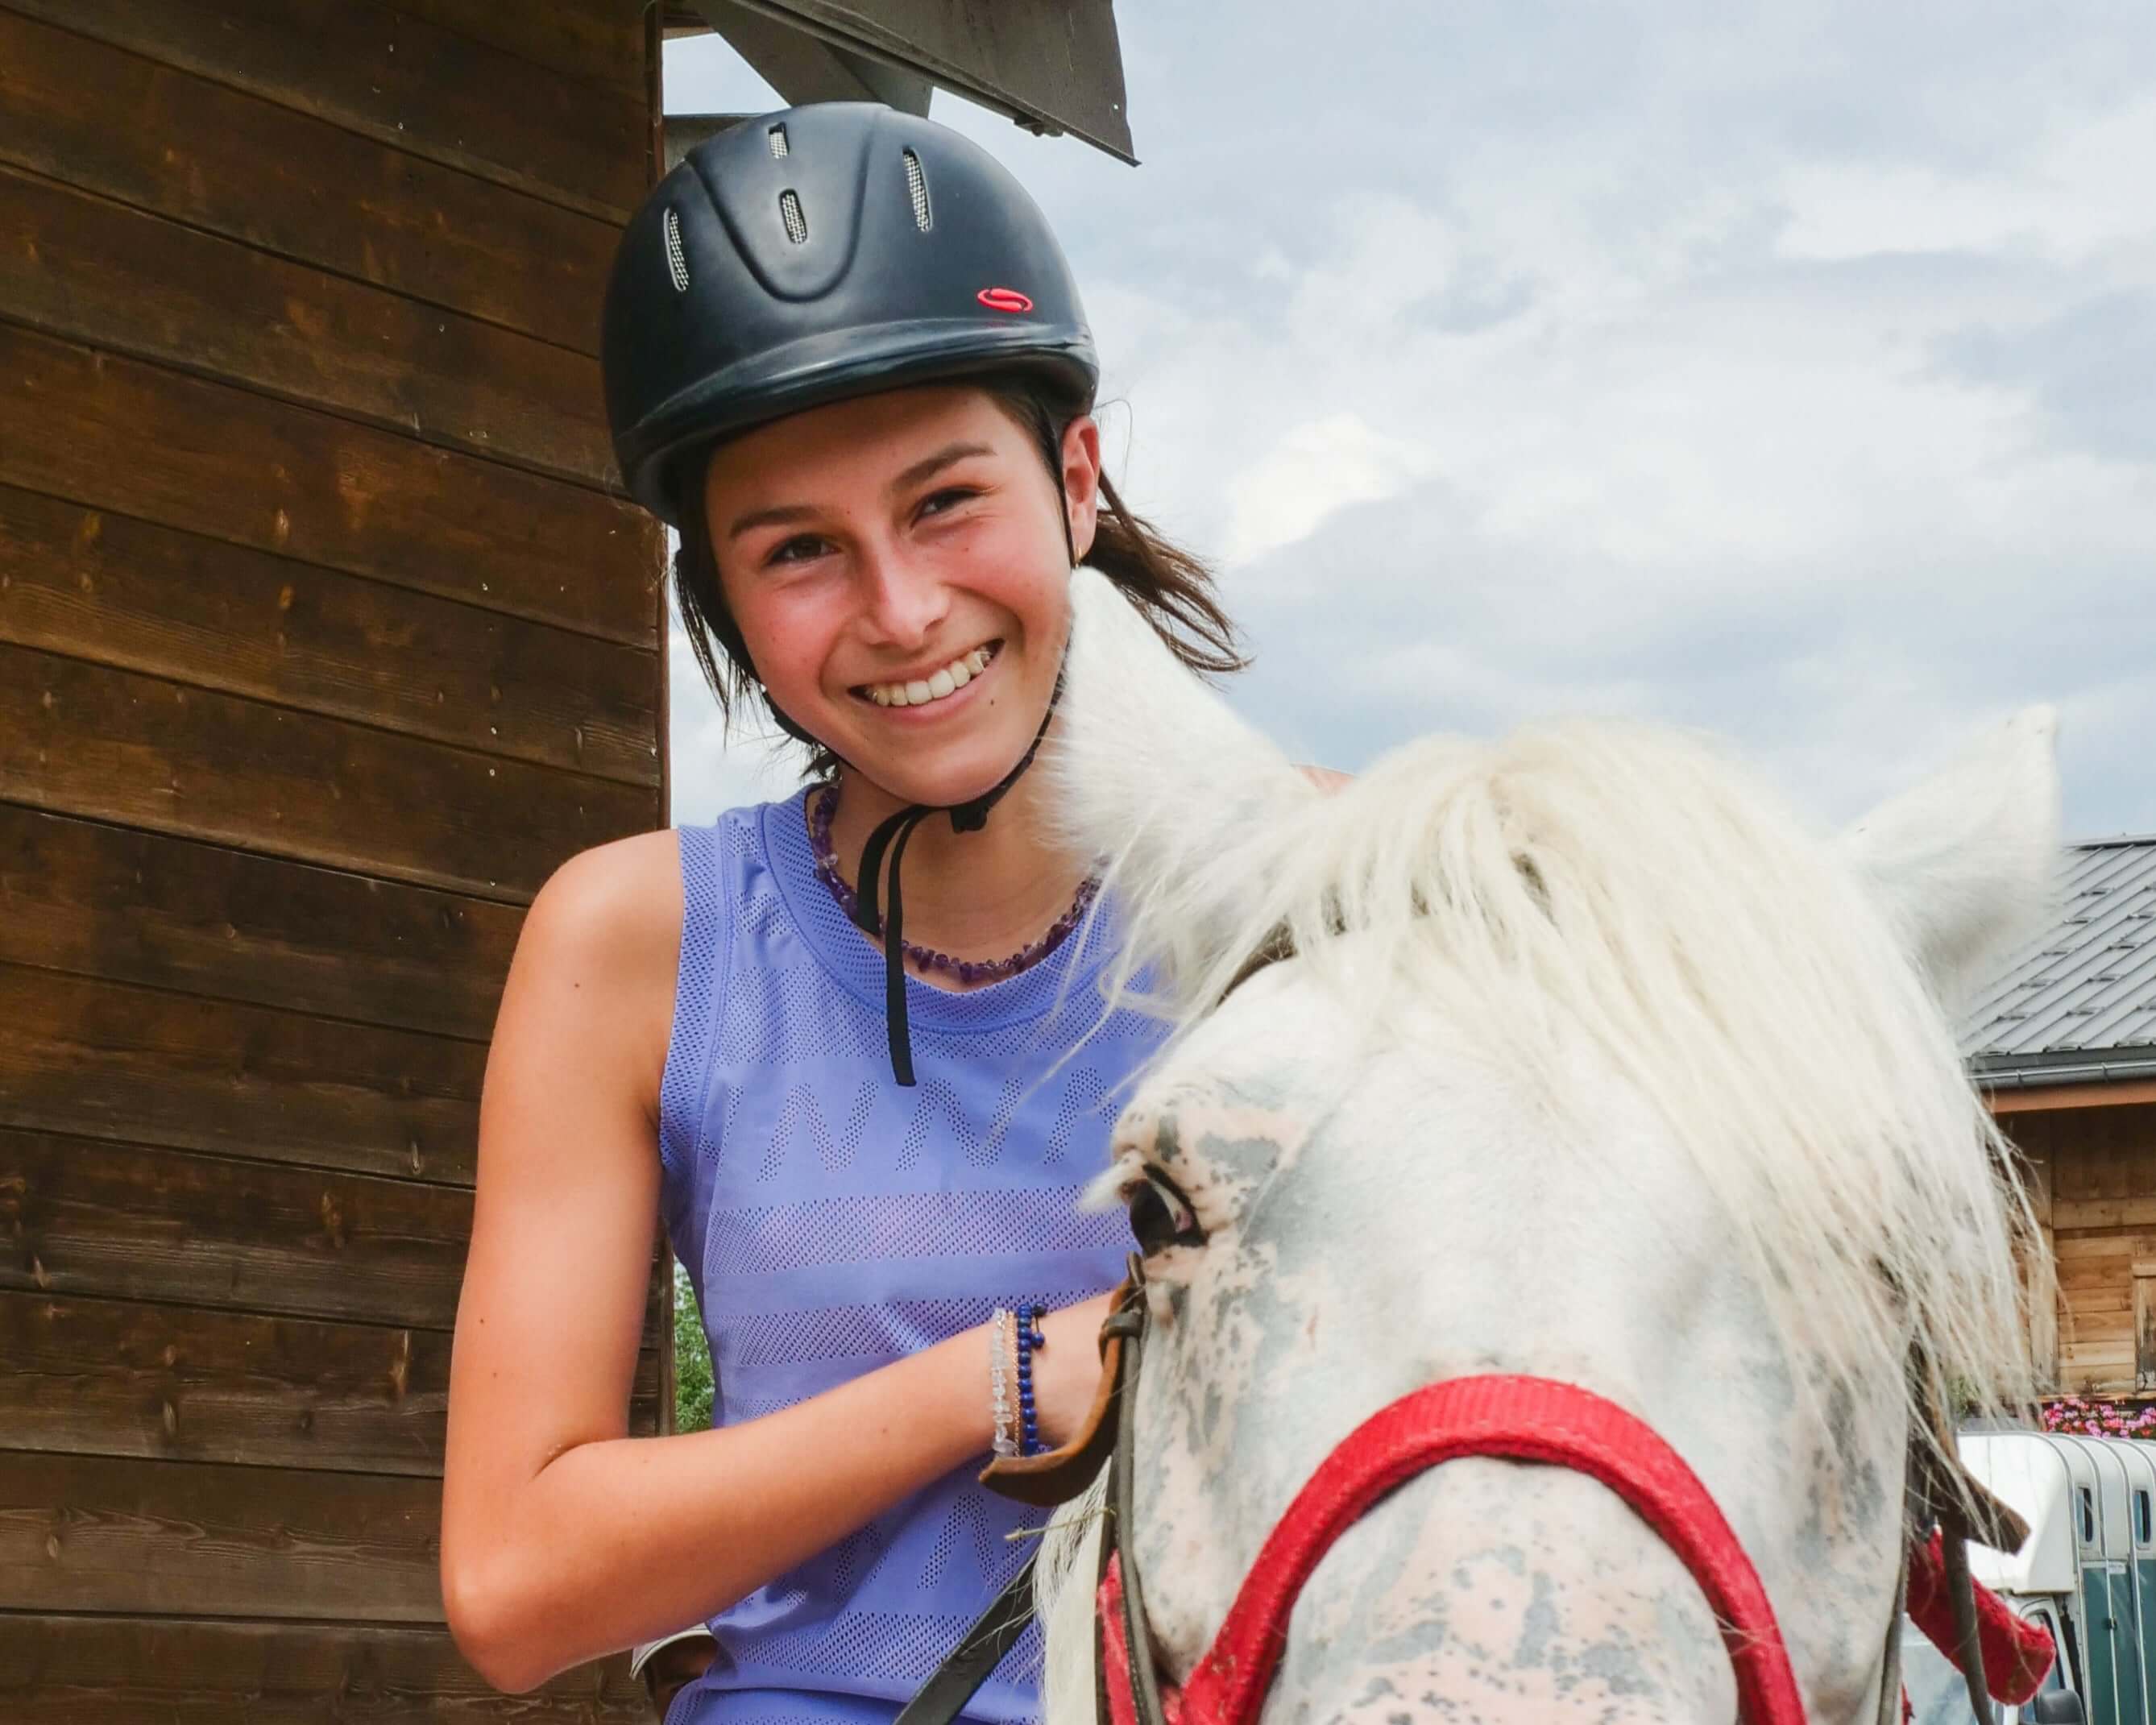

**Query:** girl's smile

left=854, top=640, right=1001, bottom=711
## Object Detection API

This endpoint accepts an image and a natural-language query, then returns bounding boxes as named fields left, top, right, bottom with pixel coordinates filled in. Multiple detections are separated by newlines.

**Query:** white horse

left=1026, top=570, right=2060, bottom=1723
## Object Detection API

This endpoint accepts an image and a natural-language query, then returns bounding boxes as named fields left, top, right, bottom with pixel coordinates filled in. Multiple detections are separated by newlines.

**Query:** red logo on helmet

left=977, top=287, right=1034, bottom=313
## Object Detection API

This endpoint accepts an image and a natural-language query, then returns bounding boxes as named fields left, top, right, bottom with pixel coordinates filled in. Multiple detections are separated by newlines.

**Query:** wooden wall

left=0, top=2, right=671, bottom=1715
left=2007, top=1102, right=2156, bottom=1396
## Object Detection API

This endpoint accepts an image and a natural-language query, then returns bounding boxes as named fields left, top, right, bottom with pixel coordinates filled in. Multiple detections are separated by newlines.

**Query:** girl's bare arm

left=440, top=835, right=1105, bottom=1693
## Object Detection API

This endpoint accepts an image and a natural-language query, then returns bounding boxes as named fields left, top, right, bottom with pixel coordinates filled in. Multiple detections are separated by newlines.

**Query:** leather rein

left=898, top=1264, right=2049, bottom=1725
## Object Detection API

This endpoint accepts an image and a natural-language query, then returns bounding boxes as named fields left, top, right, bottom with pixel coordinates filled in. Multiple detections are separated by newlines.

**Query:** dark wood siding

left=0, top=3, right=666, bottom=1714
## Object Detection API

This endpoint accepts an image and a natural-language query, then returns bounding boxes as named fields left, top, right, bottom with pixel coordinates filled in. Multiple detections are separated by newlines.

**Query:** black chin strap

left=759, top=504, right=1083, bottom=1086
left=851, top=667, right=1065, bottom=1084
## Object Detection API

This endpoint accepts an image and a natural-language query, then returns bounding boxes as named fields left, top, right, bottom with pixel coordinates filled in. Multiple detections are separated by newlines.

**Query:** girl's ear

left=1060, top=414, right=1103, bottom=566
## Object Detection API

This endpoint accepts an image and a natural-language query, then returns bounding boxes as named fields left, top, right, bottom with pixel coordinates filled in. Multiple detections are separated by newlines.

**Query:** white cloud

left=1222, top=413, right=1441, bottom=565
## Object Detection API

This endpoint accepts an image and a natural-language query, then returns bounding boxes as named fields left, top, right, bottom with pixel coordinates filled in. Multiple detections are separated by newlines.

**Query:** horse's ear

left=1045, top=568, right=1315, bottom=960
left=1837, top=704, right=2063, bottom=1010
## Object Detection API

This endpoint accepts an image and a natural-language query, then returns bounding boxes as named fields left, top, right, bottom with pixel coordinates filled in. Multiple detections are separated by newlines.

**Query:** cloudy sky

left=662, top=6, right=2154, bottom=841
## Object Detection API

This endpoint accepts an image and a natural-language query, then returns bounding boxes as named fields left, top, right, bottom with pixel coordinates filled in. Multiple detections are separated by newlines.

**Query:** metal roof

left=1960, top=837, right=2156, bottom=1088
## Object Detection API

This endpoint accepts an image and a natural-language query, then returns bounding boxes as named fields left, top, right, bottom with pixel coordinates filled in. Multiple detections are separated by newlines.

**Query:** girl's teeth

left=867, top=645, right=994, bottom=707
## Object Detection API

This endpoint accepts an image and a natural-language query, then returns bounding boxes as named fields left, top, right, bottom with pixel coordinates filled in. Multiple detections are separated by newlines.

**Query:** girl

left=441, top=103, right=1249, bottom=1725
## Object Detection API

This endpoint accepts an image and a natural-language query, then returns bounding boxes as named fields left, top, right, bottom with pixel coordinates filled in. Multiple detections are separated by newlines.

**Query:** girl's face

left=706, top=384, right=1101, bottom=809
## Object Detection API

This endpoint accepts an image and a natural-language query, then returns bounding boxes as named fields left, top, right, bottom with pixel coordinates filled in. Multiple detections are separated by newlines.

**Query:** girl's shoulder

left=533, top=827, right=685, bottom=943
left=517, top=828, right=686, bottom=1109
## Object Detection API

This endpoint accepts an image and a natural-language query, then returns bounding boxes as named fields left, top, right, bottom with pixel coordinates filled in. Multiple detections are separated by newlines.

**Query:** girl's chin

left=841, top=742, right=1030, bottom=811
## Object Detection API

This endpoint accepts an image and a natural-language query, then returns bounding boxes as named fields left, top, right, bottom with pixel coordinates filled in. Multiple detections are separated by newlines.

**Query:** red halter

left=1097, top=1374, right=1811, bottom=1725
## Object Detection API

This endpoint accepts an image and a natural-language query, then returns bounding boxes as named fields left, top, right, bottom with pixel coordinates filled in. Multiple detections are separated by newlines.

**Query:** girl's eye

left=1123, top=1169, right=1204, bottom=1256
left=767, top=535, right=827, bottom=567
left=918, top=487, right=976, bottom=520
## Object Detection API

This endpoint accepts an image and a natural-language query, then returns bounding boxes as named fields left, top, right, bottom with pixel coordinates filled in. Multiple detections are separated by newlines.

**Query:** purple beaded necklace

left=807, top=782, right=1100, bottom=985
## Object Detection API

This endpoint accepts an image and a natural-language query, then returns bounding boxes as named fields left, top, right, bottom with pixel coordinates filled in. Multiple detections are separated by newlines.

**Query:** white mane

left=1047, top=570, right=2046, bottom=1442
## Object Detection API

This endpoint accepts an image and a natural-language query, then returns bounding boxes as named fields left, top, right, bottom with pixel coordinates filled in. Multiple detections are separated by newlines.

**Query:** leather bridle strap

left=890, top=1552, right=1040, bottom=1725
left=1103, top=1374, right=1809, bottom=1725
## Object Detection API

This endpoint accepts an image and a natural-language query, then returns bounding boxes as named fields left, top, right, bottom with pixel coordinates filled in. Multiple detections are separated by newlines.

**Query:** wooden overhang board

left=690, top=0, right=1137, bottom=163
left=0, top=1, right=669, bottom=1715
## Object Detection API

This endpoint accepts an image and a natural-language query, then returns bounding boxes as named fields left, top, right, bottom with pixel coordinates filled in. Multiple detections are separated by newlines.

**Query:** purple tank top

left=655, top=791, right=1161, bottom=1725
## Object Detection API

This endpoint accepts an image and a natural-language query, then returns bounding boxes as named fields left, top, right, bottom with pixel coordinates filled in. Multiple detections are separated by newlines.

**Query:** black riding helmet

left=600, top=103, right=1098, bottom=1085
left=603, top=102, right=1099, bottom=524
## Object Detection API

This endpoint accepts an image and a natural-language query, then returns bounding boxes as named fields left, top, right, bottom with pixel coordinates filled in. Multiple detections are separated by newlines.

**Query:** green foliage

left=673, top=1259, right=715, bottom=1433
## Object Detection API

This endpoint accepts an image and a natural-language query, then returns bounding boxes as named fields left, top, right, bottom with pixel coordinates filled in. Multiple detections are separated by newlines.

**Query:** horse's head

left=1033, top=570, right=2061, bottom=1724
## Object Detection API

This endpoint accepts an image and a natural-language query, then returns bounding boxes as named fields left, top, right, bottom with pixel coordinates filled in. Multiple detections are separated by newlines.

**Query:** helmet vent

left=902, top=150, right=932, bottom=231
left=662, top=206, right=690, bottom=292
left=778, top=189, right=808, bottom=244
left=767, top=124, right=789, bottom=159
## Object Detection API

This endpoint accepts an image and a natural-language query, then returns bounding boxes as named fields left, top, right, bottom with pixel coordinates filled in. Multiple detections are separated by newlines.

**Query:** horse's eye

left=1123, top=1170, right=1203, bottom=1255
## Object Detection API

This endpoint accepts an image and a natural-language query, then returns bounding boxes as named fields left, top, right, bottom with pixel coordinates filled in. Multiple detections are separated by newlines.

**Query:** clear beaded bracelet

left=989, top=1308, right=1018, bottom=1458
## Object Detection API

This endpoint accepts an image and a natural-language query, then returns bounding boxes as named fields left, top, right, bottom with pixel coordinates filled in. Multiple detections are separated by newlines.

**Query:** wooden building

left=0, top=3, right=1134, bottom=1717
left=0, top=2, right=669, bottom=1715
left=1971, top=838, right=2156, bottom=1397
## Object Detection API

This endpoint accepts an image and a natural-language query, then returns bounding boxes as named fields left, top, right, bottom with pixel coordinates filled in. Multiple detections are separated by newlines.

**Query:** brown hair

left=669, top=374, right=1247, bottom=777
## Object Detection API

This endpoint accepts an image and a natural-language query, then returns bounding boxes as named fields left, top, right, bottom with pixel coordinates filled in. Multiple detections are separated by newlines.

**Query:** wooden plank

left=0, top=10, right=618, bottom=355
left=0, top=1612, right=648, bottom=1722
left=2022, top=1142, right=2054, bottom=1230
left=2060, top=1306, right=2132, bottom=1348
left=2138, top=1276, right=2156, bottom=1397
left=0, top=807, right=520, bottom=1042
left=1, top=1133, right=473, bottom=1328
left=2055, top=1196, right=2156, bottom=1233
left=0, top=641, right=657, bottom=901
left=2063, top=1344, right=2133, bottom=1377
left=0, top=1132, right=666, bottom=1342
left=6, top=0, right=646, bottom=221
left=392, top=0, right=648, bottom=97
left=2056, top=1287, right=2133, bottom=1318
left=2138, top=1274, right=2156, bottom=1392
left=2054, top=1231, right=2156, bottom=1262
left=0, top=484, right=660, bottom=786
left=2059, top=1261, right=2149, bottom=1297
left=0, top=1292, right=660, bottom=1474
left=2023, top=1141, right=2058, bottom=1387
left=0, top=974, right=483, bottom=1185
left=0, top=1450, right=443, bottom=1619
left=0, top=324, right=661, bottom=646
left=0, top=164, right=614, bottom=485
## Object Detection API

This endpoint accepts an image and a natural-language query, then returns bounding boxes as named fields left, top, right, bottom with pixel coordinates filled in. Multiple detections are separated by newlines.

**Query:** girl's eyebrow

left=724, top=442, right=997, bottom=543
left=890, top=440, right=995, bottom=494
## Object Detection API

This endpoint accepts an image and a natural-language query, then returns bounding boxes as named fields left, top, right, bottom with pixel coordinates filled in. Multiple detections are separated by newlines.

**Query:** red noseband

left=1097, top=1374, right=1810, bottom=1725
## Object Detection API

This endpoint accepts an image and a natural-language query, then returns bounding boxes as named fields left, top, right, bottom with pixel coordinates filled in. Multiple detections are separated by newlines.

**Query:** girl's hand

left=1005, top=1292, right=1113, bottom=1451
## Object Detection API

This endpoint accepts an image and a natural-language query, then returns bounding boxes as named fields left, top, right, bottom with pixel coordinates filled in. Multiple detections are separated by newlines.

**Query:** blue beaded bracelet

left=1014, top=1304, right=1047, bottom=1457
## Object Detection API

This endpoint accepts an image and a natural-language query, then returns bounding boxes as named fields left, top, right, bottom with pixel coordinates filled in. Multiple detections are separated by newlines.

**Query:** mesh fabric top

left=657, top=792, right=1163, bottom=1725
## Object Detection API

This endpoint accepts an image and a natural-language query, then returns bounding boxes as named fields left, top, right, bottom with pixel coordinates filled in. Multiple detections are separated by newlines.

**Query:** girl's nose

left=857, top=546, right=949, bottom=650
